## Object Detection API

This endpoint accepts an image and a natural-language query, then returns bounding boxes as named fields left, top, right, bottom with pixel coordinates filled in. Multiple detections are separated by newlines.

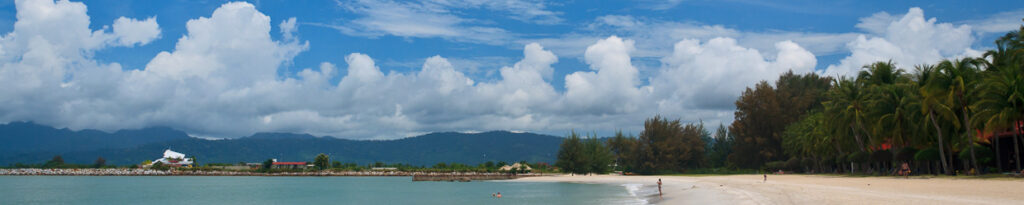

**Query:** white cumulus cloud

left=653, top=38, right=816, bottom=111
left=823, top=7, right=977, bottom=77
left=0, top=1, right=1010, bottom=140
left=112, top=16, right=161, bottom=47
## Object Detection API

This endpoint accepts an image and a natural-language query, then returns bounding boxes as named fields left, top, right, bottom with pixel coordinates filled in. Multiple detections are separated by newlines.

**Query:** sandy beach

left=515, top=174, right=1024, bottom=204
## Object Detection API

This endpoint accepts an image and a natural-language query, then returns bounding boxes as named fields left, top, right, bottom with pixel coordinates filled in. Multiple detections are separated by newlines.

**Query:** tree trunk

left=950, top=144, right=956, bottom=175
left=995, top=130, right=1002, bottom=172
left=1015, top=127, right=1021, bottom=171
left=850, top=125, right=866, bottom=151
left=929, top=111, right=951, bottom=175
left=856, top=120, right=873, bottom=147
left=963, top=107, right=979, bottom=175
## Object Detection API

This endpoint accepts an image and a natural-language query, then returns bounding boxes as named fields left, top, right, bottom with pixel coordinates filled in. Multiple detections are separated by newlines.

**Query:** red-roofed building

left=272, top=161, right=308, bottom=169
left=977, top=121, right=1023, bottom=172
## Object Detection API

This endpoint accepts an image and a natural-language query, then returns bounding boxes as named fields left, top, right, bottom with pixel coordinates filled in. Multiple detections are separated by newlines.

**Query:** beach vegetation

left=314, top=153, right=330, bottom=170
left=94, top=157, right=106, bottom=168
left=42, top=155, right=65, bottom=168
left=555, top=131, right=585, bottom=174
left=556, top=25, right=1024, bottom=176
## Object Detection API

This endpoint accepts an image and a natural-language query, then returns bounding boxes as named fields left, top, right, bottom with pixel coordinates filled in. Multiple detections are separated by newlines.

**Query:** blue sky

left=0, top=0, right=1021, bottom=139
left=5, top=0, right=1019, bottom=87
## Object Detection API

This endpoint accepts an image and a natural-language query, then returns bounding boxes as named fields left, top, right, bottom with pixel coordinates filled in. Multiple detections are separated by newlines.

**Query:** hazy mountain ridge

left=0, top=122, right=561, bottom=166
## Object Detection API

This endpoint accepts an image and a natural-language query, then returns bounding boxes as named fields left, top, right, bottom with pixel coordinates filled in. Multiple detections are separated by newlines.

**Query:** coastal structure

left=245, top=163, right=263, bottom=169
left=271, top=159, right=308, bottom=169
left=499, top=163, right=532, bottom=172
left=979, top=121, right=1024, bottom=171
left=153, top=149, right=193, bottom=167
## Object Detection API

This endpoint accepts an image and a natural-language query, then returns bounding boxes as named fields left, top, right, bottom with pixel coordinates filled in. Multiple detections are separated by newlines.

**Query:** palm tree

left=859, top=60, right=905, bottom=85
left=974, top=66, right=1024, bottom=171
left=861, top=61, right=914, bottom=149
left=978, top=32, right=1024, bottom=171
left=916, top=64, right=957, bottom=175
left=937, top=58, right=985, bottom=174
left=870, top=83, right=918, bottom=148
left=824, top=77, right=870, bottom=151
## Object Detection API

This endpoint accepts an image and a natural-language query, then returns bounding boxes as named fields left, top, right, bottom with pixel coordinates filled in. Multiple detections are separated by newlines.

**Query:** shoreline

left=514, top=174, right=1024, bottom=204
left=0, top=168, right=547, bottom=178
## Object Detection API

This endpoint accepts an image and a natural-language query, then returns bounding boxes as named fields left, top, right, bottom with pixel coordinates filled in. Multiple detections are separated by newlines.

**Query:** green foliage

left=583, top=134, right=614, bottom=174
left=959, top=145, right=994, bottom=164
left=727, top=25, right=1024, bottom=175
left=914, top=148, right=940, bottom=161
left=835, top=154, right=847, bottom=164
left=261, top=159, right=273, bottom=170
left=784, top=157, right=800, bottom=170
left=624, top=116, right=707, bottom=174
left=94, top=157, right=106, bottom=168
left=895, top=148, right=918, bottom=162
left=314, top=153, right=330, bottom=170
left=706, top=124, right=733, bottom=168
left=42, top=155, right=64, bottom=168
left=847, top=151, right=869, bottom=163
left=606, top=131, right=635, bottom=171
left=820, top=156, right=834, bottom=166
left=150, top=161, right=168, bottom=170
left=870, top=151, right=892, bottom=163
left=730, top=71, right=833, bottom=168
left=782, top=112, right=832, bottom=160
left=553, top=131, right=613, bottom=175
left=555, top=131, right=584, bottom=174
left=972, top=145, right=994, bottom=165
left=764, top=161, right=786, bottom=171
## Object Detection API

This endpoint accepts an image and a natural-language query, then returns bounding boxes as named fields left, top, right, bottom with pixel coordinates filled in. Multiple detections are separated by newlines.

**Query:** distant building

left=245, top=163, right=263, bottom=169
left=153, top=149, right=193, bottom=167
left=272, top=161, right=307, bottom=169
left=499, top=163, right=532, bottom=171
left=371, top=167, right=398, bottom=171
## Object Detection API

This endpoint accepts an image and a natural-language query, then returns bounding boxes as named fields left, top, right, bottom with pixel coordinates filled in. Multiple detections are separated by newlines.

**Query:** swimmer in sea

left=495, top=192, right=502, bottom=198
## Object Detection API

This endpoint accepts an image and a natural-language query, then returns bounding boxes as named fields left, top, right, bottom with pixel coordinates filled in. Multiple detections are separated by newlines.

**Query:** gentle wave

left=621, top=183, right=657, bottom=205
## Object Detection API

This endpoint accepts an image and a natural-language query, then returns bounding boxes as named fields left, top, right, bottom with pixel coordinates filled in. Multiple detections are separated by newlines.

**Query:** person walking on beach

left=763, top=173, right=767, bottom=182
left=657, top=178, right=663, bottom=199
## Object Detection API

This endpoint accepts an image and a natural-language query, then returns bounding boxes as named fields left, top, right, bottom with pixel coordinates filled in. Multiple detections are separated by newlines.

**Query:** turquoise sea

left=0, top=176, right=649, bottom=204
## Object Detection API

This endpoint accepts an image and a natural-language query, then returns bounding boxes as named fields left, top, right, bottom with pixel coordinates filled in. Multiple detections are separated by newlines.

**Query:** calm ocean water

left=0, top=176, right=649, bottom=204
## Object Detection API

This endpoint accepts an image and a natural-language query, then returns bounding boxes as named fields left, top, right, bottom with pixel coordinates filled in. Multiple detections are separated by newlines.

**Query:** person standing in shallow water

left=657, top=178, right=663, bottom=199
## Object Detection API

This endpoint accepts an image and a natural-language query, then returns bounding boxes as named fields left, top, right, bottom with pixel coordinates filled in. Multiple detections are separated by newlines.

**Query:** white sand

left=514, top=174, right=1024, bottom=204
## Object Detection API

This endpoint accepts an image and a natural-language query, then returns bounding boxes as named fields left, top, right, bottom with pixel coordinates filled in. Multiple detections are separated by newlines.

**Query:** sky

left=0, top=0, right=1021, bottom=139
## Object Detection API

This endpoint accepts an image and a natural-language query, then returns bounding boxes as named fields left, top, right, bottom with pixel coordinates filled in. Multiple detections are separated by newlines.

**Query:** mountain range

left=0, top=122, right=563, bottom=166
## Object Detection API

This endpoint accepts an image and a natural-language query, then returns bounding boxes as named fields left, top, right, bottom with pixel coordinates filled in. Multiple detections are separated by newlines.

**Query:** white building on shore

left=499, top=163, right=532, bottom=172
left=153, top=149, right=193, bottom=167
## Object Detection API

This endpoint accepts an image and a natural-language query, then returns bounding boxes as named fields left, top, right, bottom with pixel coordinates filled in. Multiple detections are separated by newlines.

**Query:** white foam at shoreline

left=621, top=183, right=654, bottom=205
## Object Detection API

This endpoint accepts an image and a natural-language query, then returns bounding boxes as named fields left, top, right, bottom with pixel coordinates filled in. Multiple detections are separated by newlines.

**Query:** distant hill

left=0, top=122, right=190, bottom=155
left=0, top=123, right=563, bottom=166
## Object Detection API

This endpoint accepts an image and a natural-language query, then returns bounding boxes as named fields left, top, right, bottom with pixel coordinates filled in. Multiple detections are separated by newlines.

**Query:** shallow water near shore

left=0, top=176, right=647, bottom=204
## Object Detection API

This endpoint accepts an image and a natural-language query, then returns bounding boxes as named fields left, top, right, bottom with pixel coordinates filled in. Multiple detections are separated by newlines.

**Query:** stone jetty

left=0, top=168, right=545, bottom=180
